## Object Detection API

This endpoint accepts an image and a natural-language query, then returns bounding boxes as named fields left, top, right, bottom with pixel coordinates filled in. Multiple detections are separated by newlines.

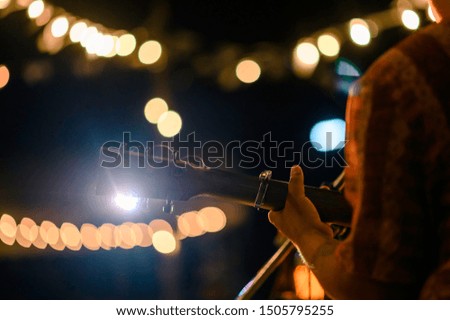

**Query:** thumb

left=289, top=165, right=305, bottom=196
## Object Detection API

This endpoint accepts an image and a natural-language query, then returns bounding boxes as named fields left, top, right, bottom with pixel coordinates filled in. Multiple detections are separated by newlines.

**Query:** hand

left=268, top=165, right=333, bottom=246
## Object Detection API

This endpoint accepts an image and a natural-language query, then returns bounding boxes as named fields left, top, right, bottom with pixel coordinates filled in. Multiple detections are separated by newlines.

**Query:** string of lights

left=0, top=207, right=227, bottom=254
left=0, top=0, right=437, bottom=137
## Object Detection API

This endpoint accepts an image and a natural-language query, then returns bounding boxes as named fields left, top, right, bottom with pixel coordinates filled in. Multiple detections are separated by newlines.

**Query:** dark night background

left=0, top=0, right=422, bottom=299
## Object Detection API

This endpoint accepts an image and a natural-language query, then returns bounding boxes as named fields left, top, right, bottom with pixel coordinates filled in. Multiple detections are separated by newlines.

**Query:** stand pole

left=235, top=239, right=296, bottom=300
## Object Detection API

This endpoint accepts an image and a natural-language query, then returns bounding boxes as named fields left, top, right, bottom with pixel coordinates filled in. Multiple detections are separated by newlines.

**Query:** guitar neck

left=192, top=168, right=352, bottom=226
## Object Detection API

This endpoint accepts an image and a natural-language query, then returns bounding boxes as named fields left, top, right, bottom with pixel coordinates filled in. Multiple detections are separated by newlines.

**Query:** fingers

left=288, top=165, right=305, bottom=197
left=268, top=209, right=281, bottom=225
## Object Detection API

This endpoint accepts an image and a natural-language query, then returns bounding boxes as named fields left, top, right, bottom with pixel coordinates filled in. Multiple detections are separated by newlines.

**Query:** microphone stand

left=236, top=239, right=295, bottom=300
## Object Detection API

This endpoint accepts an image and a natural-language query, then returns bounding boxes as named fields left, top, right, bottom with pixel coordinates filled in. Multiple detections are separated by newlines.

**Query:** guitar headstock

left=96, top=150, right=210, bottom=205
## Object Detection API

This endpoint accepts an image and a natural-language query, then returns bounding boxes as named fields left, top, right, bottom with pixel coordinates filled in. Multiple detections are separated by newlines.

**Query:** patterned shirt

left=337, top=22, right=450, bottom=299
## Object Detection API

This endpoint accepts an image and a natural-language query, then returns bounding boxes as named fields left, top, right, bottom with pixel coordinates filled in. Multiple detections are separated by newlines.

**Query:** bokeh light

left=50, top=16, right=69, bottom=38
left=118, top=223, right=137, bottom=249
left=136, top=223, right=153, bottom=247
left=114, top=193, right=139, bottom=211
left=310, top=119, right=346, bottom=152
left=116, top=34, right=136, bottom=57
left=294, top=265, right=325, bottom=300
left=18, top=217, right=39, bottom=242
left=0, top=0, right=11, bottom=10
left=99, top=223, right=115, bottom=250
left=32, top=228, right=48, bottom=249
left=350, top=19, right=371, bottom=46
left=144, top=97, right=169, bottom=124
left=292, top=39, right=320, bottom=78
left=35, top=5, right=52, bottom=27
left=428, top=5, right=437, bottom=22
left=198, top=207, right=227, bottom=233
left=177, top=211, right=205, bottom=237
left=94, top=34, right=115, bottom=57
left=39, top=22, right=65, bottom=54
left=317, top=33, right=340, bottom=58
left=401, top=10, right=420, bottom=30
left=295, top=42, right=320, bottom=65
left=149, top=219, right=173, bottom=233
left=336, top=58, right=361, bottom=77
left=157, top=111, right=182, bottom=137
left=80, top=26, right=98, bottom=48
left=0, top=65, right=10, bottom=89
left=152, top=230, right=176, bottom=254
left=40, top=220, right=59, bottom=245
left=138, top=40, right=162, bottom=64
left=60, top=222, right=81, bottom=248
left=80, top=223, right=101, bottom=251
left=0, top=214, right=17, bottom=238
left=16, top=229, right=32, bottom=248
left=69, top=21, right=88, bottom=43
left=27, top=0, right=44, bottom=19
left=235, top=59, right=261, bottom=84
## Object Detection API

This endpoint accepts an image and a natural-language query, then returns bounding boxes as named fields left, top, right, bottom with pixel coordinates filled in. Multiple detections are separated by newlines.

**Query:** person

left=268, top=0, right=450, bottom=299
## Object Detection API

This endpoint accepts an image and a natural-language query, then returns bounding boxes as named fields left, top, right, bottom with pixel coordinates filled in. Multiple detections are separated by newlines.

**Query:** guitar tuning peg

left=163, top=199, right=174, bottom=214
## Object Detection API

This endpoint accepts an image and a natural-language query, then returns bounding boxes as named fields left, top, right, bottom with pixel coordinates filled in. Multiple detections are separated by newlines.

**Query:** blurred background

left=0, top=0, right=435, bottom=299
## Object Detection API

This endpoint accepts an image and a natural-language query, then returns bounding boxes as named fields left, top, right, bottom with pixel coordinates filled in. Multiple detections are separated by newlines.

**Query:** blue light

left=310, top=119, right=346, bottom=152
left=336, top=58, right=361, bottom=77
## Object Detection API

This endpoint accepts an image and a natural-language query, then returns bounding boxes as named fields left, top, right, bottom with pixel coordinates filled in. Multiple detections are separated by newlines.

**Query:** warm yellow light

left=116, top=34, right=136, bottom=57
left=32, top=228, right=48, bottom=249
left=235, top=59, right=261, bottom=84
left=40, top=220, right=59, bottom=245
left=16, top=230, right=32, bottom=248
left=104, top=36, right=119, bottom=58
left=401, top=10, right=421, bottom=30
left=144, top=97, right=169, bottom=124
left=35, top=6, right=52, bottom=27
left=0, top=65, right=10, bottom=89
left=428, top=5, right=437, bottom=22
left=60, top=222, right=81, bottom=248
left=80, top=26, right=98, bottom=48
left=295, top=42, right=320, bottom=65
left=69, top=21, right=88, bottom=43
left=152, top=230, right=176, bottom=254
left=27, top=0, right=44, bottom=19
left=350, top=19, right=371, bottom=46
left=149, top=219, right=173, bottom=233
left=317, top=34, right=340, bottom=58
left=99, top=223, right=115, bottom=250
left=97, top=35, right=116, bottom=57
left=0, top=214, right=17, bottom=238
left=80, top=223, right=101, bottom=251
left=130, top=223, right=143, bottom=246
left=136, top=223, right=153, bottom=247
left=51, top=16, right=69, bottom=38
left=177, top=215, right=191, bottom=237
left=294, top=265, right=325, bottom=300
left=178, top=211, right=205, bottom=237
left=157, top=111, right=182, bottom=137
left=198, top=207, right=227, bottom=233
left=118, top=223, right=137, bottom=249
left=18, top=217, right=38, bottom=242
left=0, top=0, right=11, bottom=10
left=138, top=40, right=162, bottom=65
left=94, top=34, right=115, bottom=57
left=39, top=22, right=65, bottom=54
left=50, top=237, right=65, bottom=251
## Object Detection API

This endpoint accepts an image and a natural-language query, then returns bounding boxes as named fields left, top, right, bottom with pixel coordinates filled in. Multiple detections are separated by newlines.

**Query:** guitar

left=95, top=158, right=352, bottom=227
